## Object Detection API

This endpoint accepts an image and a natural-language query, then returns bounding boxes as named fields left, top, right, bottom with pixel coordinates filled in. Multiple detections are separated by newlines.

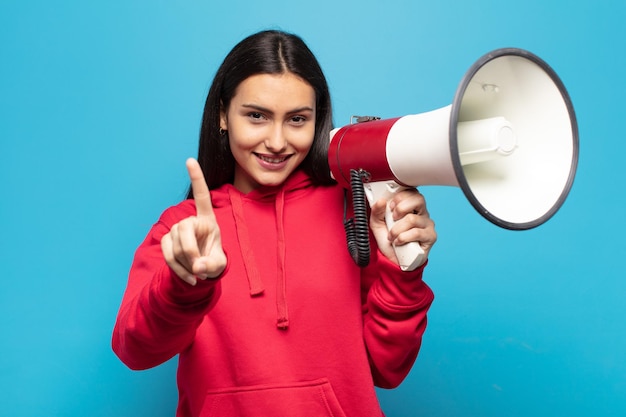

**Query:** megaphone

left=329, top=48, right=578, bottom=271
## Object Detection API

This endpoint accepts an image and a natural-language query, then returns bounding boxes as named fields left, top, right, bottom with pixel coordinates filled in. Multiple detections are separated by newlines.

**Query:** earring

left=219, top=128, right=227, bottom=136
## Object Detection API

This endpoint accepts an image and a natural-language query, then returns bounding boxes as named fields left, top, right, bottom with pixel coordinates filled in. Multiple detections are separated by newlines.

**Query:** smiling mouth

left=255, top=153, right=291, bottom=164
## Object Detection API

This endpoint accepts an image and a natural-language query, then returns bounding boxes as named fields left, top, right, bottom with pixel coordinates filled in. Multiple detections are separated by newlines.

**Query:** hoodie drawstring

left=275, top=188, right=289, bottom=329
left=228, top=189, right=265, bottom=296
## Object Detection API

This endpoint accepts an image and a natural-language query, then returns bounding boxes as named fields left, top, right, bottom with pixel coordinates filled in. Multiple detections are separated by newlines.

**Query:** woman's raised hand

left=161, top=158, right=227, bottom=285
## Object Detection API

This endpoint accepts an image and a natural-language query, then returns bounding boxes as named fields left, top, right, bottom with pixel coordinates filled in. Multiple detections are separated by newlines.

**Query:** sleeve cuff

left=371, top=253, right=432, bottom=309
left=156, top=262, right=224, bottom=310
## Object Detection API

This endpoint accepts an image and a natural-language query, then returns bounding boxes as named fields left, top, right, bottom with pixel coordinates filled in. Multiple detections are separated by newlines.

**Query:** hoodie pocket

left=200, top=378, right=348, bottom=417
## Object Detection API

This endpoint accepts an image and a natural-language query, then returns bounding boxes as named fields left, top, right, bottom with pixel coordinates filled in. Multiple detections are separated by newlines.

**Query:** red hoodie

left=112, top=169, right=434, bottom=417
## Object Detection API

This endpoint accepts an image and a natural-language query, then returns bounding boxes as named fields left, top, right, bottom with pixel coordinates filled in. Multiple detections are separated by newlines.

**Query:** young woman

left=113, top=30, right=436, bottom=417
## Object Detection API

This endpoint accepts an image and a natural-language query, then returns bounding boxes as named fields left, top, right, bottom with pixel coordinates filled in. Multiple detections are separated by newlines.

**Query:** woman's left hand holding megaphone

left=369, top=187, right=437, bottom=270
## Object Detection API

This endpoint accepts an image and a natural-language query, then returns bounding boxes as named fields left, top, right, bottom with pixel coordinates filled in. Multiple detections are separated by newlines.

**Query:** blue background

left=1, top=0, right=624, bottom=416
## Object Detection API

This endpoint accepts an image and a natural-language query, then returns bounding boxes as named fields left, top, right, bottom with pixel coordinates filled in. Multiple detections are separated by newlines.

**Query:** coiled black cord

left=343, top=169, right=370, bottom=267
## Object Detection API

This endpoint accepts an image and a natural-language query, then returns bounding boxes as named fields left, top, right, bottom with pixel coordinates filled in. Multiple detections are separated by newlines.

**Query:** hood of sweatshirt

left=209, top=169, right=315, bottom=330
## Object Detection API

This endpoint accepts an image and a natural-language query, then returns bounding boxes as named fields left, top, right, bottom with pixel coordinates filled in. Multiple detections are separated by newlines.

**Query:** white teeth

left=259, top=155, right=287, bottom=163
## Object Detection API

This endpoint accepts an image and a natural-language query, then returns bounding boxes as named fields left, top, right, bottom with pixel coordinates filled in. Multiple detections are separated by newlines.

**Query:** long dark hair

left=187, top=30, right=335, bottom=197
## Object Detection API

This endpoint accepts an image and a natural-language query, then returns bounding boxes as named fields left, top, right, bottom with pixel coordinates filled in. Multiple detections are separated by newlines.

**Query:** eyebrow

left=241, top=103, right=315, bottom=115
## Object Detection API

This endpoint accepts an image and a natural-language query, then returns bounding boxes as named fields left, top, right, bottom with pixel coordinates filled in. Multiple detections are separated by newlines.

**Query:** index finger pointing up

left=186, top=158, right=214, bottom=217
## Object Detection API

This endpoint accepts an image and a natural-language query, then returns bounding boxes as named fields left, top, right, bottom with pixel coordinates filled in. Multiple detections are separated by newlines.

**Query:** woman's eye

left=291, top=115, right=307, bottom=124
left=248, top=112, right=265, bottom=121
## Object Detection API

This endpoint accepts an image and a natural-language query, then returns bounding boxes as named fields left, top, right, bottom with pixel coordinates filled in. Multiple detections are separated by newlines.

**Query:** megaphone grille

left=450, top=48, right=579, bottom=230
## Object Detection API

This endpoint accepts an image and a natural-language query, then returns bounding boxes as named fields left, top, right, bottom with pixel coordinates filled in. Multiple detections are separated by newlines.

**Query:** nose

left=264, top=124, right=287, bottom=153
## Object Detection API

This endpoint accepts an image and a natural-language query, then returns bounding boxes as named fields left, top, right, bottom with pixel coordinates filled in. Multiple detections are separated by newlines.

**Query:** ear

left=219, top=102, right=228, bottom=131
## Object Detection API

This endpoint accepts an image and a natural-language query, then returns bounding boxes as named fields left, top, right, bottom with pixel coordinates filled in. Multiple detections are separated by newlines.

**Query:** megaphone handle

left=363, top=181, right=427, bottom=271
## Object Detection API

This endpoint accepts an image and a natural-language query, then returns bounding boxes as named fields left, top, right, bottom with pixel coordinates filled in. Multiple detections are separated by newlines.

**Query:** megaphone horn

left=329, top=48, right=579, bottom=271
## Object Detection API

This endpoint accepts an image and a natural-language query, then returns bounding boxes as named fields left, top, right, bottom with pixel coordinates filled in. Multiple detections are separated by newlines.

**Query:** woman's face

left=220, top=72, right=316, bottom=193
